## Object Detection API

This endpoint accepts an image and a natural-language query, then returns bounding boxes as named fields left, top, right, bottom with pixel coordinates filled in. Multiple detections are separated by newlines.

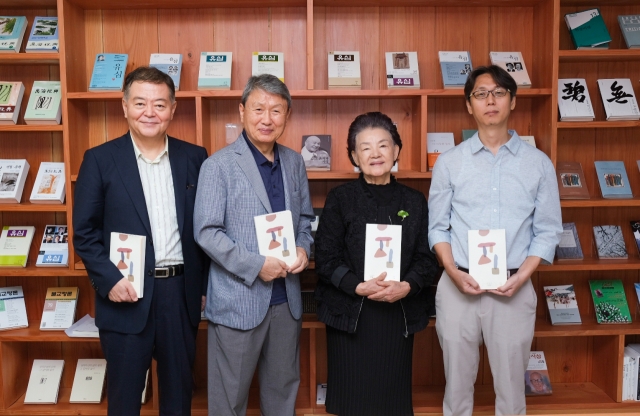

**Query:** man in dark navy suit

left=73, top=66, right=209, bottom=415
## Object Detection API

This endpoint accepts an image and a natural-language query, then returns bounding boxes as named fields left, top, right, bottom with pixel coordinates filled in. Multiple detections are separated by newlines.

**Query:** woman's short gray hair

left=241, top=74, right=292, bottom=111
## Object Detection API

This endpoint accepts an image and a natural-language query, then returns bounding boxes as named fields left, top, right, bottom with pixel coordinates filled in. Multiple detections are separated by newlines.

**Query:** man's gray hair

left=241, top=74, right=292, bottom=111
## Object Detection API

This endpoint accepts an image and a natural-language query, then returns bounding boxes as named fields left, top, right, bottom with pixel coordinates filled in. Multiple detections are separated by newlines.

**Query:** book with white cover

left=544, top=284, right=581, bottom=324
left=0, top=159, right=29, bottom=203
left=597, top=79, right=640, bottom=121
left=69, top=358, right=106, bottom=403
left=0, top=286, right=28, bottom=330
left=40, top=287, right=78, bottom=330
left=558, top=78, right=595, bottom=121
left=141, top=369, right=150, bottom=404
left=438, top=51, right=472, bottom=88
left=149, top=53, right=183, bottom=90
left=25, top=16, right=59, bottom=53
left=520, top=136, right=536, bottom=147
left=316, top=383, right=327, bottom=405
left=64, top=314, right=98, bottom=338
left=328, top=51, right=361, bottom=89
left=385, top=52, right=420, bottom=88
left=627, top=343, right=640, bottom=400
left=427, top=132, right=455, bottom=170
left=364, top=224, right=402, bottom=282
left=24, top=80, right=62, bottom=125
left=0, top=16, right=28, bottom=53
left=198, top=52, right=232, bottom=90
left=623, top=347, right=640, bottom=401
left=252, top=52, right=284, bottom=82
left=36, top=225, right=68, bottom=267
left=0, top=226, right=35, bottom=267
left=0, top=81, right=25, bottom=124
left=24, top=359, right=64, bottom=404
left=468, top=229, right=507, bottom=290
left=109, top=232, right=146, bottom=298
left=254, top=210, right=297, bottom=267
left=489, top=52, right=531, bottom=88
left=30, top=162, right=65, bottom=204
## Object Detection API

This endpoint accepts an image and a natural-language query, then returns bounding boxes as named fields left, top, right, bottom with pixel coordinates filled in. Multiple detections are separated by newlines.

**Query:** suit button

left=148, top=270, right=153, bottom=276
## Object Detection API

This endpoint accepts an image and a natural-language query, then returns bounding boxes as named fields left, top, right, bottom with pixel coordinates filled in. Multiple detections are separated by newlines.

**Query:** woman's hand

left=368, top=280, right=411, bottom=303
left=355, top=272, right=387, bottom=297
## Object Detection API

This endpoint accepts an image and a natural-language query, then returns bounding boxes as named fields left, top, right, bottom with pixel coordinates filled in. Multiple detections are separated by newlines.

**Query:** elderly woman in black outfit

left=314, top=112, right=439, bottom=416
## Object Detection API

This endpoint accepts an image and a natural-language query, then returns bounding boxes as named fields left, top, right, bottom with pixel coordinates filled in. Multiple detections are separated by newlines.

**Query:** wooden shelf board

left=559, top=49, right=640, bottom=63
left=534, top=316, right=640, bottom=337
left=0, top=125, right=63, bottom=132
left=0, top=323, right=98, bottom=342
left=0, top=266, right=86, bottom=277
left=0, top=202, right=67, bottom=212
left=558, top=121, right=640, bottom=129
left=560, top=198, right=640, bottom=208
left=542, top=258, right=640, bottom=271
left=0, top=53, right=59, bottom=65
left=3, top=0, right=57, bottom=8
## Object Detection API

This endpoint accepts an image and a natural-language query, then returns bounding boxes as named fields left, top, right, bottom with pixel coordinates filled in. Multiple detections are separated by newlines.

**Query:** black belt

left=155, top=264, right=184, bottom=278
left=457, top=267, right=519, bottom=277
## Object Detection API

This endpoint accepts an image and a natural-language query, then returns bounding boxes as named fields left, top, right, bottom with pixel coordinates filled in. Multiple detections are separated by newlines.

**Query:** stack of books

left=565, top=9, right=611, bottom=49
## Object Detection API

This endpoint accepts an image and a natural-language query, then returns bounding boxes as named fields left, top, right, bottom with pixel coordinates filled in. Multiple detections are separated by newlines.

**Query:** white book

left=40, top=287, right=78, bottom=330
left=316, top=383, right=327, bottom=405
left=69, top=358, right=106, bottom=403
left=252, top=52, right=284, bottom=82
left=30, top=162, right=65, bottom=204
left=24, top=80, right=62, bottom=125
left=468, top=229, right=507, bottom=290
left=141, top=368, right=150, bottom=404
left=198, top=52, right=232, bottom=90
left=364, top=223, right=402, bottom=282
left=64, top=314, right=98, bottom=338
left=254, top=210, right=297, bottom=267
left=0, top=159, right=29, bottom=203
left=328, top=51, right=361, bottom=89
left=427, top=132, right=455, bottom=170
left=109, top=232, right=146, bottom=298
left=0, top=286, right=28, bottom=330
left=558, top=78, right=595, bottom=121
left=0, top=226, right=36, bottom=267
left=627, top=343, right=640, bottom=400
left=24, top=359, right=64, bottom=404
left=438, top=51, right=472, bottom=88
left=623, top=354, right=633, bottom=402
left=36, top=225, right=68, bottom=267
left=597, top=78, right=640, bottom=121
left=489, top=52, right=531, bottom=88
left=0, top=81, right=25, bottom=124
left=520, top=136, right=536, bottom=147
left=149, top=53, right=182, bottom=91
left=624, top=347, right=640, bottom=401
left=385, top=52, right=420, bottom=88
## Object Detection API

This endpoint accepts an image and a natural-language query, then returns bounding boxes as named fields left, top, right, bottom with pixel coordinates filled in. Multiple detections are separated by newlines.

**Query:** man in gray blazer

left=194, top=74, right=314, bottom=416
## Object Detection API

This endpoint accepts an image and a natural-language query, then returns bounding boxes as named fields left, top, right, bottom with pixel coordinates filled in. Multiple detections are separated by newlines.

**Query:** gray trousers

left=435, top=270, right=537, bottom=416
left=207, top=302, right=302, bottom=416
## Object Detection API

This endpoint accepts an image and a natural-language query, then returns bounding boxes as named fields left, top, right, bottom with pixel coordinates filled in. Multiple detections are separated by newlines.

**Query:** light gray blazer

left=194, top=135, right=314, bottom=330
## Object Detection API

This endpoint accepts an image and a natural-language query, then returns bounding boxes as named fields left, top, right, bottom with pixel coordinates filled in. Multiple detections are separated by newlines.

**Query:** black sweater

left=314, top=176, right=439, bottom=334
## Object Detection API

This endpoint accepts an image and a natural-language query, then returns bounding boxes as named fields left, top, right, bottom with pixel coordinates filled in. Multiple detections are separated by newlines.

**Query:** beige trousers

left=435, top=270, right=537, bottom=416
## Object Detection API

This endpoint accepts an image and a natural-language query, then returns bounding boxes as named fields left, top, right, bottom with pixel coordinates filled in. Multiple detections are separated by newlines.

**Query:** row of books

left=0, top=161, right=66, bottom=204
left=558, top=78, right=640, bottom=122
left=565, top=9, right=640, bottom=49
left=0, top=225, right=68, bottom=267
left=0, top=81, right=62, bottom=125
left=557, top=222, right=640, bottom=261
left=623, top=344, right=640, bottom=401
left=557, top=160, right=639, bottom=200
left=0, top=286, right=78, bottom=331
left=0, top=16, right=58, bottom=53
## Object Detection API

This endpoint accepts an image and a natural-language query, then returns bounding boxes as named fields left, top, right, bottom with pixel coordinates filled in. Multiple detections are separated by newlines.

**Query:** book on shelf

left=520, top=135, right=536, bottom=147
left=0, top=286, right=28, bottom=331
left=632, top=221, right=640, bottom=256
left=619, top=15, right=640, bottom=49
left=109, top=232, right=146, bottom=299
left=0, top=226, right=35, bottom=267
left=489, top=52, right=531, bottom=88
left=141, top=368, right=150, bottom=404
left=24, top=80, right=62, bottom=125
left=0, top=159, right=29, bottom=203
left=316, top=383, right=327, bottom=405
left=594, top=161, right=633, bottom=199
left=252, top=52, right=284, bottom=82
left=462, top=129, right=477, bottom=141
left=0, top=16, right=28, bottom=53
left=426, top=132, right=455, bottom=170
left=627, top=343, right=640, bottom=400
left=556, top=161, right=590, bottom=199
left=36, top=225, right=68, bottom=267
left=301, top=135, right=331, bottom=171
left=30, top=161, right=66, bottom=204
left=0, top=81, right=25, bottom=125
left=364, top=224, right=402, bottom=282
left=593, top=225, right=628, bottom=259
left=24, top=359, right=64, bottom=404
left=88, top=53, right=128, bottom=92
left=254, top=210, right=297, bottom=267
left=25, top=16, right=59, bottom=53
left=623, top=347, right=639, bottom=401
left=544, top=284, right=581, bottom=325
left=40, top=287, right=78, bottom=330
left=438, top=51, right=472, bottom=88
left=589, top=279, right=631, bottom=324
left=328, top=51, right=361, bottom=89
left=597, top=78, right=640, bottom=121
left=385, top=51, right=420, bottom=89
left=525, top=351, right=553, bottom=396
left=556, top=222, right=583, bottom=261
left=198, top=52, right=232, bottom=90
left=69, top=358, right=106, bottom=403
left=149, top=53, right=182, bottom=91
left=64, top=314, right=98, bottom=338
left=565, top=8, right=612, bottom=49
left=468, top=229, right=507, bottom=290
left=309, top=207, right=322, bottom=260
left=557, top=78, right=595, bottom=121
left=636, top=283, right=640, bottom=305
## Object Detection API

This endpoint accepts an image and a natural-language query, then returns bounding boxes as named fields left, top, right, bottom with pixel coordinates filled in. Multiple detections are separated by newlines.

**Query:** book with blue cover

left=0, top=16, right=28, bottom=53
left=565, top=9, right=611, bottom=49
left=36, top=225, right=68, bottom=267
left=619, top=15, right=640, bottom=49
left=88, top=53, right=128, bottom=92
left=149, top=53, right=182, bottom=90
left=438, top=51, right=472, bottom=88
left=25, top=16, right=58, bottom=53
left=198, top=52, right=232, bottom=90
left=594, top=161, right=633, bottom=199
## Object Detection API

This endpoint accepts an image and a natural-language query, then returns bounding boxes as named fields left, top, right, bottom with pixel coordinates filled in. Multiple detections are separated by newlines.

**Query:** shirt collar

left=131, top=134, right=169, bottom=163
left=469, top=129, right=521, bottom=155
left=243, top=130, right=280, bottom=166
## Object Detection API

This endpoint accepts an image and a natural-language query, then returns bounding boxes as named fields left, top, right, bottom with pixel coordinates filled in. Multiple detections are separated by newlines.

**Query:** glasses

left=530, top=378, right=543, bottom=383
left=469, top=88, right=510, bottom=100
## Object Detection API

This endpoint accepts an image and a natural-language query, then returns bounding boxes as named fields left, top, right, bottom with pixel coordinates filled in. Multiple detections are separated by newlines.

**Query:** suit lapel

left=234, top=137, right=273, bottom=213
left=168, top=138, right=186, bottom=236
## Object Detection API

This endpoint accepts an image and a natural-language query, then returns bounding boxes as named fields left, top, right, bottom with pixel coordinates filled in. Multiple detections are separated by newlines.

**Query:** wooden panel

left=277, top=99, right=327, bottom=155
left=0, top=342, right=29, bottom=409
left=102, top=9, right=159, bottom=73
left=535, top=337, right=591, bottom=383
left=592, top=335, right=623, bottom=401
left=271, top=7, right=308, bottom=91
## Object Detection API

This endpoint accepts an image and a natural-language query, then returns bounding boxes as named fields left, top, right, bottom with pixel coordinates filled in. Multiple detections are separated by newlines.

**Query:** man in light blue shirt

left=428, top=65, right=562, bottom=416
